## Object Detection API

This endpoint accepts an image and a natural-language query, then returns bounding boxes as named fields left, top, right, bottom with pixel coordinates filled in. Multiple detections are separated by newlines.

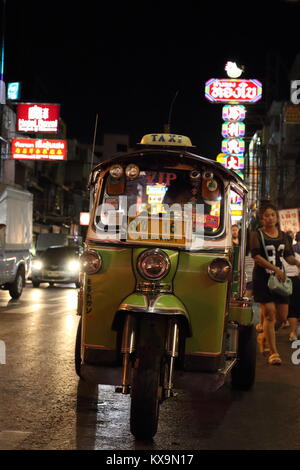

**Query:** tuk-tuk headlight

left=137, top=249, right=170, bottom=281
left=109, top=165, right=123, bottom=179
left=80, top=250, right=102, bottom=274
left=208, top=258, right=232, bottom=283
left=125, top=164, right=139, bottom=179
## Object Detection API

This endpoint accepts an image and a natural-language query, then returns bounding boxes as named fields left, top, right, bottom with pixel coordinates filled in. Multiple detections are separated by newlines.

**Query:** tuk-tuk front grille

left=136, top=281, right=172, bottom=294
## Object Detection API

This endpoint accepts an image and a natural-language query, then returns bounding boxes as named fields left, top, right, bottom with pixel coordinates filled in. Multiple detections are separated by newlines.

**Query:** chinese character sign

left=222, top=105, right=246, bottom=121
left=222, top=121, right=245, bottom=138
left=17, top=103, right=60, bottom=133
left=222, top=138, right=245, bottom=154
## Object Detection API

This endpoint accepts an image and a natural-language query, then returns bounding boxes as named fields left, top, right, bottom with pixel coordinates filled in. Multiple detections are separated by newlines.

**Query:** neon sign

left=17, top=103, right=60, bottom=133
left=222, top=138, right=245, bottom=154
left=205, top=79, right=262, bottom=103
left=222, top=104, right=246, bottom=121
left=12, top=138, right=67, bottom=161
left=222, top=121, right=245, bottom=138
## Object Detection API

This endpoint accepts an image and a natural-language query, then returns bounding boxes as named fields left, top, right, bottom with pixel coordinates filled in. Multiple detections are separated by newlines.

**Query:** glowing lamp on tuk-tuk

left=137, top=248, right=171, bottom=281
left=80, top=250, right=102, bottom=274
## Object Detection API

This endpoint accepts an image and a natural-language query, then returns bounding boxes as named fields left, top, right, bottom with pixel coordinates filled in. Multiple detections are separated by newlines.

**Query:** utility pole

left=0, top=0, right=6, bottom=181
left=164, top=90, right=179, bottom=133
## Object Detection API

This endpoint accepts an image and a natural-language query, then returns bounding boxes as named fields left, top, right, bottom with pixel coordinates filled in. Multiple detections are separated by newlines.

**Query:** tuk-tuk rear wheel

left=231, top=324, right=256, bottom=390
left=130, top=314, right=167, bottom=440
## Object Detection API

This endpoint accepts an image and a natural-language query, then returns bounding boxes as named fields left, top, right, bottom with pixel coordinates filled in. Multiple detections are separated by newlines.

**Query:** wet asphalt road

left=0, top=283, right=300, bottom=451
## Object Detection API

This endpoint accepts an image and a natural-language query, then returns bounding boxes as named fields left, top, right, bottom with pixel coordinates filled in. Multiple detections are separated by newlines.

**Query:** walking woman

left=250, top=203, right=300, bottom=365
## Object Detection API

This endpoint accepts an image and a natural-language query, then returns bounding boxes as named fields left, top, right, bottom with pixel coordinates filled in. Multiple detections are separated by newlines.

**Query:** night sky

left=2, top=0, right=300, bottom=157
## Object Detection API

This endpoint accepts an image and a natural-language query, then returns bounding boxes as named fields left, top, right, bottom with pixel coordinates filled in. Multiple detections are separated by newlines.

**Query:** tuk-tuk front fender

left=113, top=293, right=192, bottom=337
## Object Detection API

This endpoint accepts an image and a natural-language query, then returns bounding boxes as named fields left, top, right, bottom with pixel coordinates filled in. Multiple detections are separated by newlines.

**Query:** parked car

left=0, top=185, right=33, bottom=299
left=31, top=245, right=83, bottom=288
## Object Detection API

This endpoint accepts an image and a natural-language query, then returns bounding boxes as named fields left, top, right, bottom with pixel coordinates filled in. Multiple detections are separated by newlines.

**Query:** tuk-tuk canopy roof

left=90, top=133, right=248, bottom=193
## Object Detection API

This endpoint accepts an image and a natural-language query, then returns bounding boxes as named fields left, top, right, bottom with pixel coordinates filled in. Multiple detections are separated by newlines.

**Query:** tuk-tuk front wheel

left=130, top=314, right=167, bottom=440
left=231, top=324, right=256, bottom=390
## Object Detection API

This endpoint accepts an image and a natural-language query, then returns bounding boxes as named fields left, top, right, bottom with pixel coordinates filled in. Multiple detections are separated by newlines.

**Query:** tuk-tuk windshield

left=95, top=167, right=223, bottom=240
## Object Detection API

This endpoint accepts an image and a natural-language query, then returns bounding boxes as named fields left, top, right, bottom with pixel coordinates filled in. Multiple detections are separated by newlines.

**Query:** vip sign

left=12, top=138, right=67, bottom=161
left=222, top=138, right=245, bottom=154
left=222, top=105, right=246, bottom=121
left=17, top=103, right=60, bottom=133
left=205, top=79, right=262, bottom=103
left=222, top=121, right=245, bottom=138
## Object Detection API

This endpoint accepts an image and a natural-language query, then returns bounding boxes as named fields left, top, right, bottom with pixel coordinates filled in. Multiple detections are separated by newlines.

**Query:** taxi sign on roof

left=140, top=134, right=193, bottom=147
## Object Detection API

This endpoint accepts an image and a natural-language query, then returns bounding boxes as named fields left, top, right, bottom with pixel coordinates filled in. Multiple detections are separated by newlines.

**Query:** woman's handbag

left=267, top=273, right=293, bottom=297
left=258, top=229, right=293, bottom=297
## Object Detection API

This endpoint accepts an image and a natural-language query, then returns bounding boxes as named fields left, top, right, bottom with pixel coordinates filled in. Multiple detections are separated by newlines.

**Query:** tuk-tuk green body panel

left=173, top=252, right=228, bottom=355
left=119, top=293, right=189, bottom=316
left=83, top=245, right=230, bottom=356
left=82, top=247, right=136, bottom=349
left=228, top=305, right=253, bottom=325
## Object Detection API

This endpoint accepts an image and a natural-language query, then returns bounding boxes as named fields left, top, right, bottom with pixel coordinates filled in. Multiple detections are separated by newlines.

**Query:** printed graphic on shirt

left=265, top=244, right=285, bottom=273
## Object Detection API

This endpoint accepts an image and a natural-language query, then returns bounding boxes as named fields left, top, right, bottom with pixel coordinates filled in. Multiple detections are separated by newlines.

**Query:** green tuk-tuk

left=75, top=133, right=256, bottom=440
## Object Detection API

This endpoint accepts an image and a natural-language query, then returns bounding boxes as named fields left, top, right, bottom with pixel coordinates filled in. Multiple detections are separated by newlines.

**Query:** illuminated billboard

left=12, top=138, right=67, bottom=161
left=222, top=104, right=246, bottom=121
left=216, top=153, right=244, bottom=170
left=205, top=79, right=262, bottom=103
left=17, top=103, right=60, bottom=133
left=221, top=138, right=245, bottom=155
left=7, top=82, right=21, bottom=100
left=222, top=121, right=245, bottom=138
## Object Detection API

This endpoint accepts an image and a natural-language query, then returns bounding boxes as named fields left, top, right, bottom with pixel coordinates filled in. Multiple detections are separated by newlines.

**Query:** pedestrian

left=231, top=224, right=239, bottom=246
left=250, top=203, right=300, bottom=365
left=282, top=233, right=300, bottom=342
left=244, top=229, right=255, bottom=298
left=295, top=231, right=300, bottom=255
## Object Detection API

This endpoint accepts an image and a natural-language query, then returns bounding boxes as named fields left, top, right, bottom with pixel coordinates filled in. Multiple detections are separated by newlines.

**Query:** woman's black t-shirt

left=250, top=229, right=294, bottom=303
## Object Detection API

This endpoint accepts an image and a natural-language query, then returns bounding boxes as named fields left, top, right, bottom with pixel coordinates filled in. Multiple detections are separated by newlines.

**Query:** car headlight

left=208, top=258, right=232, bottom=282
left=32, top=260, right=43, bottom=270
left=67, top=260, right=80, bottom=272
left=137, top=249, right=170, bottom=281
left=80, top=250, right=102, bottom=274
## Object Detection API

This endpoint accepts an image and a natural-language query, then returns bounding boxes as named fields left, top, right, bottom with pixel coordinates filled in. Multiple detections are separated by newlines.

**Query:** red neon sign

left=205, top=79, right=262, bottom=103
left=17, top=103, right=60, bottom=133
left=11, top=139, right=67, bottom=161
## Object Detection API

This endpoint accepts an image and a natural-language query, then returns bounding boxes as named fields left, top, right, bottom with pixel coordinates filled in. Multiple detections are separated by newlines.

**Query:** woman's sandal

left=268, top=353, right=282, bottom=365
left=257, top=333, right=270, bottom=355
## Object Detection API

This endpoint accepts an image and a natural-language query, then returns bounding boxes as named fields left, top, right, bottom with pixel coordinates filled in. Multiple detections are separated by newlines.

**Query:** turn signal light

left=208, top=258, right=232, bottom=283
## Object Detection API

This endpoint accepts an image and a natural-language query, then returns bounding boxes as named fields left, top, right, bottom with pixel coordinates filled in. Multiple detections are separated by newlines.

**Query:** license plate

left=46, top=271, right=61, bottom=278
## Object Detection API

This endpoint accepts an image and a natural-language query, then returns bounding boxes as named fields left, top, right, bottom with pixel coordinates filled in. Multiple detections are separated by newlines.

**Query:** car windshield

left=95, top=167, right=224, bottom=243
left=43, top=247, right=79, bottom=260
